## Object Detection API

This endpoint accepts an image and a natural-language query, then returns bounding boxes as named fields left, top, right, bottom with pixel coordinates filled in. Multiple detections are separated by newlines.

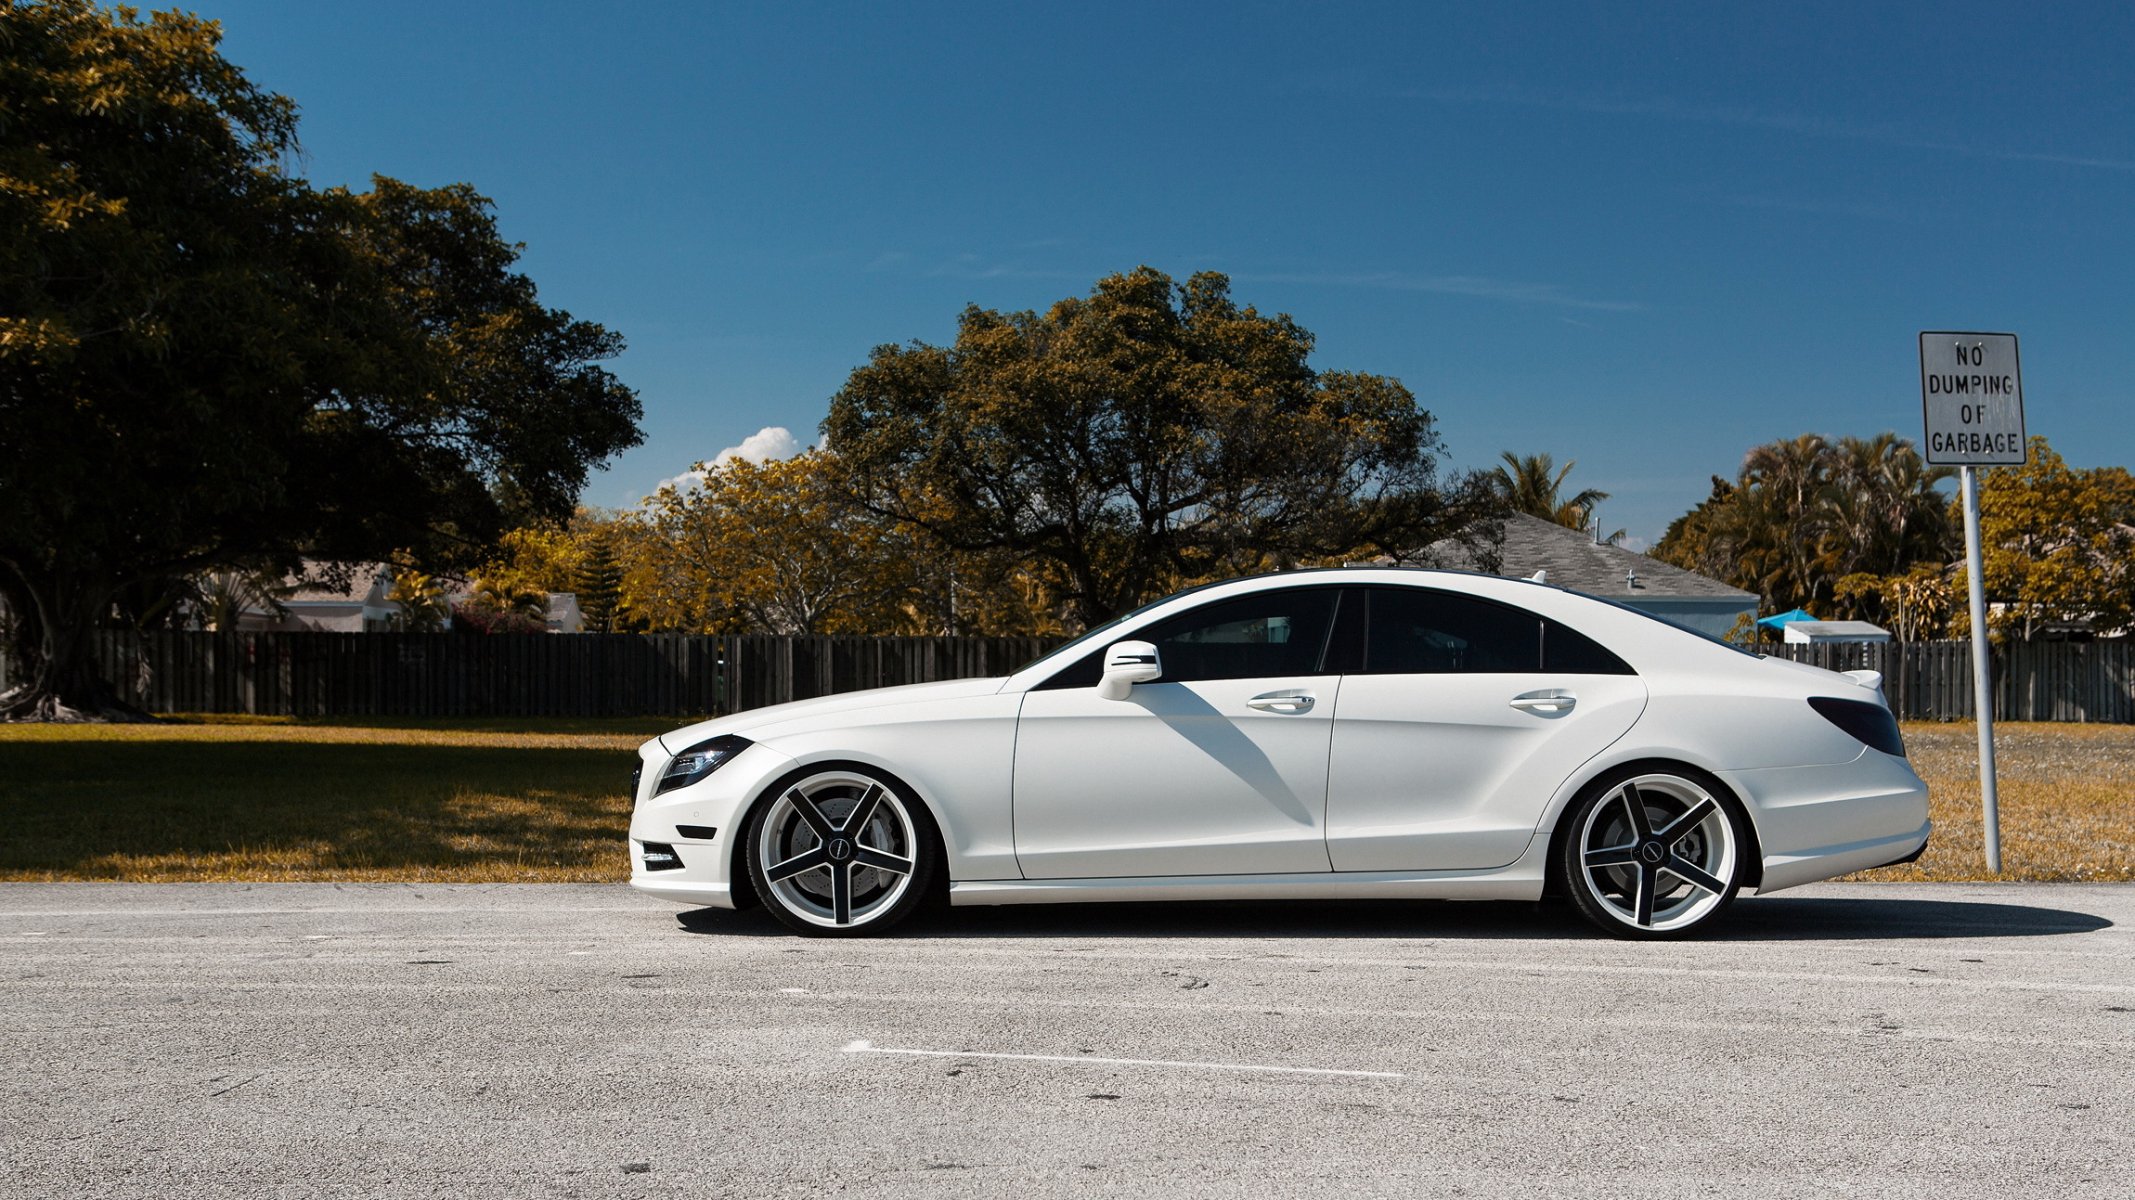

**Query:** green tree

left=1818, top=433, right=1956, bottom=590
left=1654, top=432, right=1954, bottom=625
left=1973, top=436, right=2135, bottom=641
left=465, top=576, right=549, bottom=625
left=0, top=3, right=641, bottom=718
left=637, top=451, right=925, bottom=635
left=386, top=564, right=451, bottom=633
left=824, top=267, right=1501, bottom=628
left=1491, top=452, right=1617, bottom=539
left=189, top=567, right=294, bottom=632
left=1833, top=563, right=1956, bottom=640
left=474, top=519, right=592, bottom=604
left=573, top=531, right=626, bottom=634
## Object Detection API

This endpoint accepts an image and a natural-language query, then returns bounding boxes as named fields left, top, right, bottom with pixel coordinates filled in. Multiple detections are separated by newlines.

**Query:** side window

left=1543, top=619, right=1636, bottom=675
left=1363, top=588, right=1542, bottom=674
left=1146, top=588, right=1341, bottom=682
left=1032, top=586, right=1343, bottom=690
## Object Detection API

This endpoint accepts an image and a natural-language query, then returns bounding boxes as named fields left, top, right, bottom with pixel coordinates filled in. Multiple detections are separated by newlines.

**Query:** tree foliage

left=824, top=267, right=1501, bottom=627
left=1971, top=437, right=2135, bottom=641
left=572, top=531, right=627, bottom=634
left=633, top=452, right=927, bottom=635
left=0, top=2, right=641, bottom=717
left=1492, top=452, right=1617, bottom=540
left=1833, top=563, right=1957, bottom=641
left=1654, top=432, right=1955, bottom=624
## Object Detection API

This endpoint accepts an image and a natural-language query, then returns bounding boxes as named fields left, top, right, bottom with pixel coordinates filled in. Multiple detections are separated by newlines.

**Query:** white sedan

left=627, top=568, right=1929, bottom=938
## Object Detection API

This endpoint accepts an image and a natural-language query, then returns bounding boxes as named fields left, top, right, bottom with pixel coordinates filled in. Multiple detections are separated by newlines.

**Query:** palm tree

left=191, top=568, right=292, bottom=631
left=1733, top=433, right=1834, bottom=613
left=472, top=579, right=549, bottom=622
left=387, top=567, right=452, bottom=633
left=1492, top=452, right=1614, bottom=537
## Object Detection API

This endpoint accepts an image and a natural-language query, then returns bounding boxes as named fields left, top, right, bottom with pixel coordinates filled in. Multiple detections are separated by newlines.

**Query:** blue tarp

left=1756, top=608, right=1817, bottom=629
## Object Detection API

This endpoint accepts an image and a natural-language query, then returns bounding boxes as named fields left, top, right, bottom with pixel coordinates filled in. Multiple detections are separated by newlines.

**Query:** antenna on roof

left=1528, top=570, right=1548, bottom=584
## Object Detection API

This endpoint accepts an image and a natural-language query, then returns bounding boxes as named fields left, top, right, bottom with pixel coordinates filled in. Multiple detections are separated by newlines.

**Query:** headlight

left=655, top=734, right=752, bottom=796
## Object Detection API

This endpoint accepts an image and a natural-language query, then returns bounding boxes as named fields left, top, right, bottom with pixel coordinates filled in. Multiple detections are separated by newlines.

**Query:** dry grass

left=1853, top=722, right=2135, bottom=882
left=1, top=715, right=2129, bottom=884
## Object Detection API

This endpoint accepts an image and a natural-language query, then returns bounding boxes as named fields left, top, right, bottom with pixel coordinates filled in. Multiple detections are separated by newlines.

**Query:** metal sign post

left=1919, top=331, right=2026, bottom=873
left=1956, top=464, right=2001, bottom=871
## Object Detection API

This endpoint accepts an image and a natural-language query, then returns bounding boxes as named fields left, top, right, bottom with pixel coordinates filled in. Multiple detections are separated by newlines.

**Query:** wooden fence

left=0, top=631, right=1060, bottom=719
left=1771, top=640, right=2135, bottom=723
left=3, top=633, right=2130, bottom=722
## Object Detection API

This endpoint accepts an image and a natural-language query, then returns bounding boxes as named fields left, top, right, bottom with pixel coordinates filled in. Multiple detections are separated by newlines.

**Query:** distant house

left=1783, top=620, right=1893, bottom=645
left=1431, top=514, right=1758, bottom=639
left=234, top=563, right=401, bottom=632
left=545, top=593, right=584, bottom=633
left=222, top=562, right=580, bottom=634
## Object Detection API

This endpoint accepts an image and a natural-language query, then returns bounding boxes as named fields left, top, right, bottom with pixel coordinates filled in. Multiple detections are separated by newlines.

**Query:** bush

left=450, top=602, right=548, bottom=636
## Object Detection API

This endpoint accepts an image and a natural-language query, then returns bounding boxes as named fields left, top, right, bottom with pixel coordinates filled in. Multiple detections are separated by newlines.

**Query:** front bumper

left=626, top=739, right=798, bottom=909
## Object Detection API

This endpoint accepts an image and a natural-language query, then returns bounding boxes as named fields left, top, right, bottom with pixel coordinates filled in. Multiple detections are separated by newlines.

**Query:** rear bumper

left=1718, top=750, right=1931, bottom=894
left=1752, top=819, right=1933, bottom=894
left=1868, top=832, right=1931, bottom=870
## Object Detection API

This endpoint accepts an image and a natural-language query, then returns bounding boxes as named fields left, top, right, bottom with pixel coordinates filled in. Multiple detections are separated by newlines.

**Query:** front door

left=1012, top=587, right=1347, bottom=879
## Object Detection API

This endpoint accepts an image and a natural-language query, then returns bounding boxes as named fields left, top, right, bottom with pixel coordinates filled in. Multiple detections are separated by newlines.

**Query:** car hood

left=656, top=676, right=1011, bottom=753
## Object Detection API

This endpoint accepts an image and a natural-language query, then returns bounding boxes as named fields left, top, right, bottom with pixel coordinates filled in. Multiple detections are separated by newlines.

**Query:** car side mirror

left=1097, top=640, right=1162, bottom=701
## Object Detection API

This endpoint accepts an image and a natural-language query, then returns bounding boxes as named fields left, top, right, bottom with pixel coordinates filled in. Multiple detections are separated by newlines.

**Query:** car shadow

left=673, top=894, right=2112, bottom=942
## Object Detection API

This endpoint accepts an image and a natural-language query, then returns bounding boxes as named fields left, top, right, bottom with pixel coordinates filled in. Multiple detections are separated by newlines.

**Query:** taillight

left=1808, top=697, right=1905, bottom=758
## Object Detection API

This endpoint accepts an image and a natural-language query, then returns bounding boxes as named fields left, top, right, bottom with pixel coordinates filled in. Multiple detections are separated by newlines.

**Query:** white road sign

left=1920, top=331, right=2025, bottom=465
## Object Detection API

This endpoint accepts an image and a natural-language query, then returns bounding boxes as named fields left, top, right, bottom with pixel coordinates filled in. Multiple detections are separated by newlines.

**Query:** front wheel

left=744, top=766, right=938, bottom=937
left=1559, top=768, right=1745, bottom=939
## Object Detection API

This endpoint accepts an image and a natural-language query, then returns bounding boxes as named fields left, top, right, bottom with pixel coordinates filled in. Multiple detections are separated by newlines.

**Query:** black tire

left=1558, top=765, right=1747, bottom=939
left=743, top=764, right=940, bottom=937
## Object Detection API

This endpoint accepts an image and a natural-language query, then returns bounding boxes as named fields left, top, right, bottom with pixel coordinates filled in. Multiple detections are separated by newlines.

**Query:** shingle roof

left=281, top=562, right=391, bottom=604
left=1432, top=514, right=1755, bottom=600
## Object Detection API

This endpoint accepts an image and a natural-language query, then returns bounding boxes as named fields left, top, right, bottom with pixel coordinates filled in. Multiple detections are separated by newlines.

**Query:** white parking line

left=840, top=1039, right=1403, bottom=1079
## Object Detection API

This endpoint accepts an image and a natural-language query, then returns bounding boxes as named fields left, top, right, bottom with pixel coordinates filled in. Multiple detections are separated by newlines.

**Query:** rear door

left=1326, top=586, right=1647, bottom=871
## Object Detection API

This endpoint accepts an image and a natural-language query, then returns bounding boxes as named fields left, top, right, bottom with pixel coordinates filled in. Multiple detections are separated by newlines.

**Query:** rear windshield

left=1576, top=593, right=1764, bottom=658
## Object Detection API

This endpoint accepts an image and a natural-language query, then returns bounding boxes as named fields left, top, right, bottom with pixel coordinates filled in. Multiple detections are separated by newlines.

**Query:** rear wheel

left=1560, top=768, right=1744, bottom=939
left=744, top=766, right=937, bottom=937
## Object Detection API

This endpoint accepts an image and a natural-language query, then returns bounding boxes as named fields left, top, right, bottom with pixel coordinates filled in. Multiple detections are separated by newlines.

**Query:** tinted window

left=1148, top=588, right=1340, bottom=681
left=1363, top=588, right=1542, bottom=674
left=1543, top=619, right=1635, bottom=674
left=1035, top=586, right=1342, bottom=689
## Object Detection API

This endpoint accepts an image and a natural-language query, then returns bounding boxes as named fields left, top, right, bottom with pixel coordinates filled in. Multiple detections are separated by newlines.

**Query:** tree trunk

left=0, top=571, right=157, bottom=723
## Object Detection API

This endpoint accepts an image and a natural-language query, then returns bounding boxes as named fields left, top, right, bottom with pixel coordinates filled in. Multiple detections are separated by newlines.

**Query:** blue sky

left=198, top=1, right=2133, bottom=548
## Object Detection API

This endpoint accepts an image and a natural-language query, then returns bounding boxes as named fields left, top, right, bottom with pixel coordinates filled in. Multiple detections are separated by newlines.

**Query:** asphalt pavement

left=2, top=882, right=2130, bottom=1198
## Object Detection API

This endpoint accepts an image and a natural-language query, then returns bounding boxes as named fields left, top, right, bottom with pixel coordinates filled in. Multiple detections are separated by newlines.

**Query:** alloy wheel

left=753, top=770, right=921, bottom=930
left=1571, top=773, right=1738, bottom=935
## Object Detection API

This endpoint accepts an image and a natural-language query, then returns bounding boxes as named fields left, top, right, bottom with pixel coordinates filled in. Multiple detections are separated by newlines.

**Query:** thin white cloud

left=654, top=426, right=807, bottom=495
left=862, top=249, right=1639, bottom=312
left=1239, top=269, right=1642, bottom=312
left=1391, top=83, right=2135, bottom=173
left=863, top=250, right=1087, bottom=284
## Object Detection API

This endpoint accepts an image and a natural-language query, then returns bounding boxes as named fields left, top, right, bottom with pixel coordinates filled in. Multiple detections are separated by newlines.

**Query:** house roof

left=282, top=562, right=392, bottom=605
left=1433, top=514, right=1755, bottom=601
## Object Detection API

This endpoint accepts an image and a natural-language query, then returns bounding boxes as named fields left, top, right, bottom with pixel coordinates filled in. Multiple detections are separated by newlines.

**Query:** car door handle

left=1508, top=690, right=1576, bottom=713
left=1247, top=691, right=1316, bottom=714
